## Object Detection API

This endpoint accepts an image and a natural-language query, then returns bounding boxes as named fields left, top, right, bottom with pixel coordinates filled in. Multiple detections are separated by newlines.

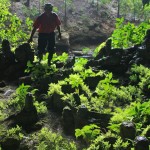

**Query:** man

left=28, top=3, right=61, bottom=64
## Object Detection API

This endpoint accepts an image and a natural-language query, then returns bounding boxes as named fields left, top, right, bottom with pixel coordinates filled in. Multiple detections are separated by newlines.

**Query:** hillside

left=12, top=0, right=116, bottom=50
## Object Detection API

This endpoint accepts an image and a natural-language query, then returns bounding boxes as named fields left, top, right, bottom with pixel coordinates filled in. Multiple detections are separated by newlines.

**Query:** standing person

left=28, top=3, right=61, bottom=65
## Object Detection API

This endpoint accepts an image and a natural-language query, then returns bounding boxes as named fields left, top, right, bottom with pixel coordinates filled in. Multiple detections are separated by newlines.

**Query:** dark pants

left=38, top=32, right=55, bottom=63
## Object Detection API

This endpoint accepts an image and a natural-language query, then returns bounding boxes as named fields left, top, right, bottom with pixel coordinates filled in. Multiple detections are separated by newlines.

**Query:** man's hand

left=58, top=33, right=61, bottom=40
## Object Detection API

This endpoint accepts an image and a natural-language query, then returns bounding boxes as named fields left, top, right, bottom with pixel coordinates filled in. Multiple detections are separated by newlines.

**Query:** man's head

left=44, top=3, right=53, bottom=12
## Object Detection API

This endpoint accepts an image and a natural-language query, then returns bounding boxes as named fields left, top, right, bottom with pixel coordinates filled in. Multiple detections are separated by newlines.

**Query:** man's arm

left=57, top=25, right=61, bottom=39
left=28, top=27, right=37, bottom=43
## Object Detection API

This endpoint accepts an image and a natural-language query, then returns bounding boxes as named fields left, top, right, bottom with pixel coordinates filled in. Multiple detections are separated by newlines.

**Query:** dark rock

left=0, top=81, right=6, bottom=87
left=62, top=106, right=75, bottom=135
left=15, top=43, right=34, bottom=65
left=120, top=121, right=136, bottom=140
left=134, top=136, right=149, bottom=150
left=84, top=75, right=103, bottom=90
left=14, top=94, right=39, bottom=129
left=4, top=93, right=39, bottom=130
left=73, top=93, right=81, bottom=105
left=1, top=137, right=20, bottom=150
left=52, top=93, right=65, bottom=113
left=75, top=105, right=88, bottom=128
left=87, top=112, right=113, bottom=130
left=61, top=84, right=75, bottom=94
left=38, top=76, right=52, bottom=93
left=64, top=55, right=75, bottom=68
left=54, top=61, right=64, bottom=68
left=19, top=76, right=32, bottom=85
left=51, top=73, right=64, bottom=83
left=85, top=59, right=99, bottom=68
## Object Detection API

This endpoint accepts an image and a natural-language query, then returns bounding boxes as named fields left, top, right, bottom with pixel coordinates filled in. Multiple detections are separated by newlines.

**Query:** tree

left=142, top=0, right=150, bottom=6
left=24, top=0, right=30, bottom=7
left=64, top=0, right=72, bottom=26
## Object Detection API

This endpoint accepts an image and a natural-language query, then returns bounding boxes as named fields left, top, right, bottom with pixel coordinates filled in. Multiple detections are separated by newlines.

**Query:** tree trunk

left=117, top=0, right=120, bottom=18
left=24, top=0, right=30, bottom=7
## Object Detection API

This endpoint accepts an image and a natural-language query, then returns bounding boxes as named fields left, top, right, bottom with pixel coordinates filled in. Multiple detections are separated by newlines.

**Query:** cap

left=44, top=3, right=53, bottom=10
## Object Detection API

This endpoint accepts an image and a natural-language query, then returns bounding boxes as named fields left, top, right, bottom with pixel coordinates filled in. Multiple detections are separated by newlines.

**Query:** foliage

left=109, top=101, right=150, bottom=133
left=0, top=125, right=24, bottom=141
left=6, top=125, right=24, bottom=140
left=25, top=52, right=69, bottom=82
left=90, top=73, right=118, bottom=112
left=8, top=84, right=30, bottom=111
left=34, top=127, right=77, bottom=150
left=113, top=137, right=130, bottom=150
left=142, top=125, right=150, bottom=136
left=0, top=0, right=33, bottom=48
left=143, top=5, right=150, bottom=21
left=48, top=83, right=64, bottom=96
left=73, top=58, right=88, bottom=72
left=129, top=64, right=150, bottom=91
left=65, top=73, right=84, bottom=88
left=34, top=101, right=48, bottom=115
left=111, top=17, right=150, bottom=48
left=25, top=59, right=57, bottom=82
left=52, top=52, right=69, bottom=63
left=75, top=124, right=100, bottom=143
left=93, top=42, right=106, bottom=57
left=0, top=101, right=8, bottom=121
left=22, top=4, right=39, bottom=18
left=80, top=68, right=105, bottom=80
left=112, top=85, right=143, bottom=105
left=87, top=135, right=111, bottom=150
left=118, top=0, right=142, bottom=19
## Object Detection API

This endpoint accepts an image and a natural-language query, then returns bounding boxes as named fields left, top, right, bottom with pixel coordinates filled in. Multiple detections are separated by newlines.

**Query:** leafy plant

left=111, top=17, right=150, bottom=48
left=34, top=127, right=77, bottom=150
left=48, top=83, right=64, bottom=96
left=143, top=5, right=150, bottom=21
left=52, top=52, right=69, bottom=63
left=129, top=65, right=150, bottom=92
left=109, top=101, right=150, bottom=133
left=113, top=137, right=130, bottom=150
left=65, top=73, right=84, bottom=89
left=142, top=125, right=150, bottom=139
left=75, top=124, right=100, bottom=143
left=6, top=125, right=24, bottom=140
left=87, top=135, right=111, bottom=150
left=34, top=101, right=47, bottom=115
left=93, top=42, right=106, bottom=57
left=0, top=0, right=33, bottom=48
left=90, top=73, right=118, bottom=112
left=0, top=101, right=8, bottom=121
left=73, top=58, right=88, bottom=72
left=25, top=59, right=57, bottom=82
left=8, top=84, right=30, bottom=111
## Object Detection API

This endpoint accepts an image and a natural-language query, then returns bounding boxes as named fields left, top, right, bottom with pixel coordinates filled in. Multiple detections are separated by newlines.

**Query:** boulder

left=120, top=121, right=136, bottom=140
left=134, top=136, right=149, bottom=150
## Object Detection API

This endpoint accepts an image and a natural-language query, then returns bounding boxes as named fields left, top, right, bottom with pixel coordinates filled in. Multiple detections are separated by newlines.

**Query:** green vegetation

left=111, top=17, right=150, bottom=48
left=75, top=124, right=100, bottom=143
left=0, top=0, right=32, bottom=48
left=0, top=0, right=150, bottom=149
left=33, top=127, right=77, bottom=150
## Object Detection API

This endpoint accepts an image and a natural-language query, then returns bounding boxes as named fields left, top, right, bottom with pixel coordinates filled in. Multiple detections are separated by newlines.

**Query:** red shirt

left=33, top=12, right=61, bottom=33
